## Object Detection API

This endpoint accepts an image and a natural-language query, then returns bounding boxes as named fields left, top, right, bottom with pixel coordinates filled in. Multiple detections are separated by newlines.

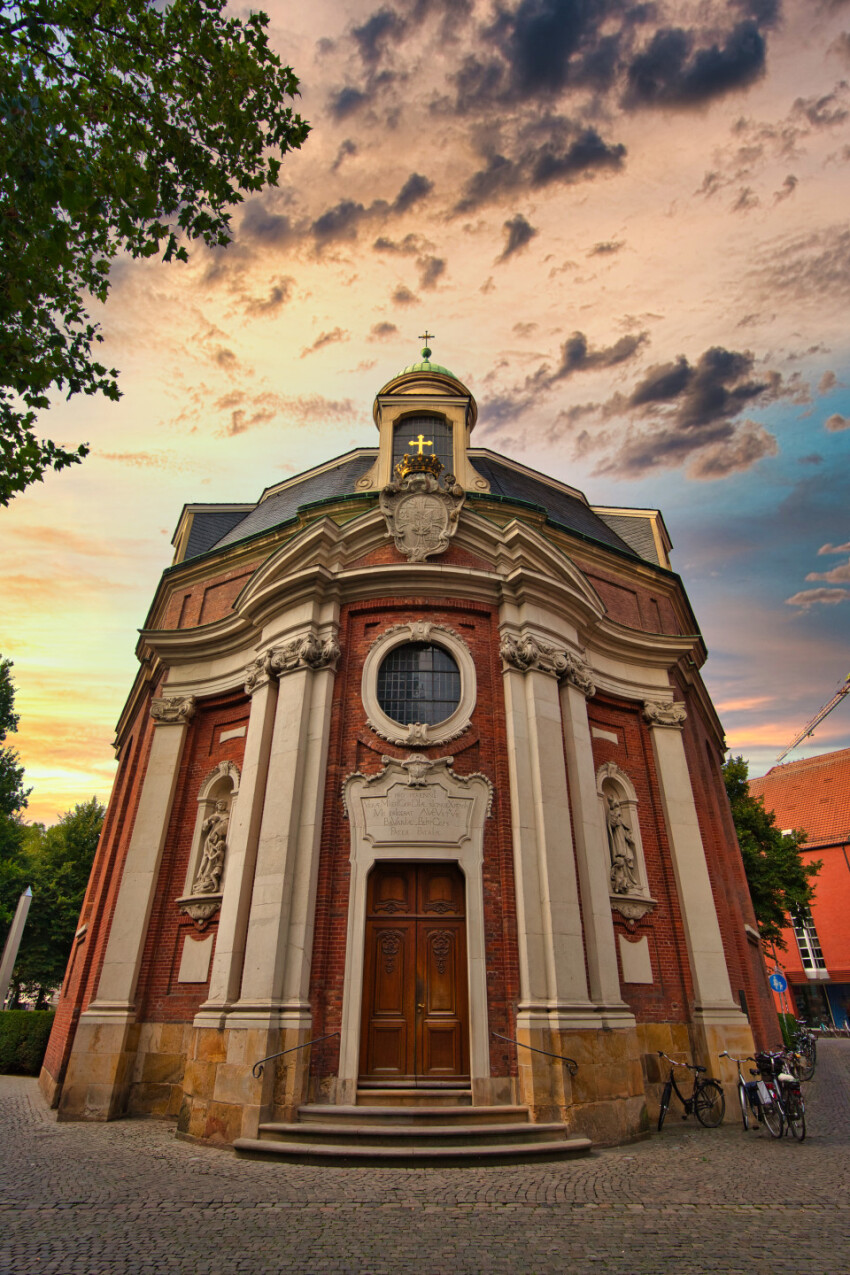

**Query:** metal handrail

left=491, top=1031, right=578, bottom=1076
left=251, top=1031, right=340, bottom=1079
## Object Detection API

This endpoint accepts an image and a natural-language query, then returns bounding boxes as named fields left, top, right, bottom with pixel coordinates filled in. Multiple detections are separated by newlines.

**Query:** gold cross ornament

left=408, top=433, right=433, bottom=455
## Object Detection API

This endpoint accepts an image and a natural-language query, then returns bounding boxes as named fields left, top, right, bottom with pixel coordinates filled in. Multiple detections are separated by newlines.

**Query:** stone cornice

left=244, top=629, right=341, bottom=694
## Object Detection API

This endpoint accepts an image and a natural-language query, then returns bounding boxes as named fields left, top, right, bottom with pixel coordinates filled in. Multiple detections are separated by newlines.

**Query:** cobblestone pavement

left=2, top=1041, right=849, bottom=1275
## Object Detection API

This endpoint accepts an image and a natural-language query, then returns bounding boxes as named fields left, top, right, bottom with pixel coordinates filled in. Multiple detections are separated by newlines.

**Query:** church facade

left=41, top=352, right=777, bottom=1145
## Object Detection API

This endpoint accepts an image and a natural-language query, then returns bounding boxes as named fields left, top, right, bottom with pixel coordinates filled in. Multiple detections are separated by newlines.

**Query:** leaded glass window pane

left=393, top=415, right=453, bottom=475
left=377, top=643, right=461, bottom=725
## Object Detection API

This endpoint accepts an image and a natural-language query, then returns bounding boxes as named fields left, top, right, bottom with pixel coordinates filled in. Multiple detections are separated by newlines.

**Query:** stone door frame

left=338, top=757, right=492, bottom=1104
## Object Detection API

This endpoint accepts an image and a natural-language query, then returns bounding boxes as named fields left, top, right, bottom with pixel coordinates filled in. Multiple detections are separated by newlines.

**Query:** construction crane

left=776, top=672, right=850, bottom=762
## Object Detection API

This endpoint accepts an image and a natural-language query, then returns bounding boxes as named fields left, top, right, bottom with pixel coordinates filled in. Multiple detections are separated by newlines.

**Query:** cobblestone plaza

left=3, top=1040, right=849, bottom=1273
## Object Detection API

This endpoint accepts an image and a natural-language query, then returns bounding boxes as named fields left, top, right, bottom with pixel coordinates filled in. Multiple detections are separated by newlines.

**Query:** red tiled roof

left=750, top=747, right=850, bottom=848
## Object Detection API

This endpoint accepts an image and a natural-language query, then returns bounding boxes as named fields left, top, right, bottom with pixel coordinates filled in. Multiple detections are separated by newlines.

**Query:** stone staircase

left=233, top=1090, right=592, bottom=1166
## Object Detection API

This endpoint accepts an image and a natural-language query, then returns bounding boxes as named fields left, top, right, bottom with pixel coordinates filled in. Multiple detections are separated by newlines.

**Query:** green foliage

left=778, top=1012, right=797, bottom=1049
left=0, top=1009, right=55, bottom=1073
left=2, top=799, right=105, bottom=1006
left=723, top=755, right=820, bottom=948
left=0, top=657, right=30, bottom=818
left=0, top=0, right=309, bottom=504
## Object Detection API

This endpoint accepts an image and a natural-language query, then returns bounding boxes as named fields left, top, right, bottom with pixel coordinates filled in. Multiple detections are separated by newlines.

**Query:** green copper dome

left=398, top=357, right=456, bottom=378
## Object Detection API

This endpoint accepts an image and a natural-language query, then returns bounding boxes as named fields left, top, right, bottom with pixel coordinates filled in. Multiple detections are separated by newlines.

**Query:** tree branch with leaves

left=0, top=0, right=309, bottom=504
left=723, top=754, right=820, bottom=949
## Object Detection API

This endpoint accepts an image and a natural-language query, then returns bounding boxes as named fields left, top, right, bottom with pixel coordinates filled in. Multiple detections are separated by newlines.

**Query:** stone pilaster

left=643, top=700, right=751, bottom=1062
left=559, top=673, right=632, bottom=1021
left=58, top=696, right=195, bottom=1122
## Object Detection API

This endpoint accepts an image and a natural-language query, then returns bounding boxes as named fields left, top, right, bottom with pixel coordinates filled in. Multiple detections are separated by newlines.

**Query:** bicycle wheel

left=798, top=1048, right=815, bottom=1082
left=761, top=1097, right=784, bottom=1138
left=738, top=1082, right=750, bottom=1131
left=658, top=1080, right=672, bottom=1131
left=694, top=1080, right=725, bottom=1128
left=785, top=1097, right=806, bottom=1141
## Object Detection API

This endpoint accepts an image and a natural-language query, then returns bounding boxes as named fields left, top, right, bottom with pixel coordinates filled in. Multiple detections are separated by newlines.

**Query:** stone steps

left=233, top=1103, right=593, bottom=1166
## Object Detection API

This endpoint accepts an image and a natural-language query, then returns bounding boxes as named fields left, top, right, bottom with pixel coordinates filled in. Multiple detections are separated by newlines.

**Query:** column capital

left=500, top=629, right=594, bottom=696
left=244, top=629, right=341, bottom=694
left=150, top=694, right=196, bottom=725
left=643, top=699, right=687, bottom=729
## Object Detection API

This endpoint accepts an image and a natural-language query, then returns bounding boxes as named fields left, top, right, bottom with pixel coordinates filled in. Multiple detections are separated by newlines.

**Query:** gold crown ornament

left=394, top=452, right=444, bottom=482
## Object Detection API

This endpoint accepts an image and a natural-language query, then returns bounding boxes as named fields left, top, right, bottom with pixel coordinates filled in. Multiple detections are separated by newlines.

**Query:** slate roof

left=470, top=455, right=639, bottom=559
left=750, top=748, right=850, bottom=848
left=179, top=448, right=652, bottom=565
left=592, top=512, right=661, bottom=566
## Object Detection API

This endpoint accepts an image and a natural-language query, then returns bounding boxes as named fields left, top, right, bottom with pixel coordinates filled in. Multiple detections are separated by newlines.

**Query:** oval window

left=376, top=643, right=461, bottom=726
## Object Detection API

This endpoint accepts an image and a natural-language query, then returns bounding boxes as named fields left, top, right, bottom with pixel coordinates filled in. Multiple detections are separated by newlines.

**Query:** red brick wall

left=676, top=682, right=779, bottom=1050
left=135, top=693, right=249, bottom=1022
left=587, top=696, right=695, bottom=1021
left=43, top=685, right=159, bottom=1084
left=308, top=596, right=521, bottom=1079
left=583, top=571, right=681, bottom=635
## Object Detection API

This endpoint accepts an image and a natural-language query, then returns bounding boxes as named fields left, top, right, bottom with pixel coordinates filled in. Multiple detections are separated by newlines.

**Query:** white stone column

left=500, top=631, right=593, bottom=1025
left=197, top=666, right=278, bottom=1025
left=559, top=671, right=631, bottom=1019
left=230, top=631, right=341, bottom=1028
left=87, top=695, right=196, bottom=1017
left=643, top=701, right=738, bottom=1012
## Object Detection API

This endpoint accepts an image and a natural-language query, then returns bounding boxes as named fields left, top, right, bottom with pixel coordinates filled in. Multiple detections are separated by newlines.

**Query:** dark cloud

left=686, top=421, right=778, bottom=479
left=624, top=21, right=767, bottom=109
left=373, top=233, right=430, bottom=255
left=792, top=90, right=849, bottom=128
left=393, top=172, right=433, bottom=213
left=829, top=32, right=850, bottom=65
left=331, top=139, right=358, bottom=172
left=329, top=86, right=369, bottom=120
left=300, top=328, right=349, bottom=358
left=245, top=276, right=295, bottom=316
left=547, top=330, right=650, bottom=381
left=513, top=321, right=538, bottom=336
left=370, top=322, right=399, bottom=339
left=239, top=203, right=296, bottom=247
left=455, top=129, right=625, bottom=212
left=392, top=285, right=419, bottom=305
left=588, top=239, right=624, bottom=256
left=798, top=453, right=824, bottom=465
left=417, top=255, right=446, bottom=288
left=732, top=185, right=760, bottom=212
left=498, top=214, right=538, bottom=261
left=773, top=174, right=798, bottom=203
left=353, top=7, right=407, bottom=63
left=818, top=370, right=838, bottom=393
left=214, top=390, right=358, bottom=436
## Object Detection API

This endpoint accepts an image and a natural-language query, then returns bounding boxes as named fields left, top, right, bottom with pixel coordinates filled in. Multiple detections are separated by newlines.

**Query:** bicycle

left=719, top=1050, right=757, bottom=1131
left=656, top=1052, right=725, bottom=1131
left=752, top=1050, right=807, bottom=1139
left=791, top=1019, right=816, bottom=1080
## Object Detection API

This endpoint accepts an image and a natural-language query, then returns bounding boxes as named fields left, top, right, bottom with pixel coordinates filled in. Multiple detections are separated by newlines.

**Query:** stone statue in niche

left=605, top=794, right=640, bottom=895
left=192, top=799, right=229, bottom=895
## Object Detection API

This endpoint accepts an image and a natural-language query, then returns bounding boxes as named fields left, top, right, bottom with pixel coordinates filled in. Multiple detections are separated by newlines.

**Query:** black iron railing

left=251, top=1031, right=340, bottom=1079
left=491, top=1031, right=578, bottom=1076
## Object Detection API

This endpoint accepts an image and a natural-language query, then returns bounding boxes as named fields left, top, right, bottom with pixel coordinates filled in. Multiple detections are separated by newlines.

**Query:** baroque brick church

left=41, top=347, right=778, bottom=1151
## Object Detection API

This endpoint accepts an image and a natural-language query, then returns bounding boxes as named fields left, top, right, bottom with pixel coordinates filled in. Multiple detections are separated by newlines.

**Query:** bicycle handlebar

left=657, top=1050, right=701, bottom=1070
left=718, top=1051, right=754, bottom=1063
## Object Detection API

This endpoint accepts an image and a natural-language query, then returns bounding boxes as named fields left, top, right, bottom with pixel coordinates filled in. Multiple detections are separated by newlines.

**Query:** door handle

left=417, top=1002, right=425, bottom=1011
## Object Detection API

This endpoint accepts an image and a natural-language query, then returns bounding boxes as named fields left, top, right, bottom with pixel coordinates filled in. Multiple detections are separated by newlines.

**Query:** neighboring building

left=750, top=749, right=850, bottom=1029
left=41, top=351, right=776, bottom=1147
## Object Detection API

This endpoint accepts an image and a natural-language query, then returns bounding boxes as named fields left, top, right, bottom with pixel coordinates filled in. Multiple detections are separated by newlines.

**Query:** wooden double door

left=359, top=862, right=470, bottom=1085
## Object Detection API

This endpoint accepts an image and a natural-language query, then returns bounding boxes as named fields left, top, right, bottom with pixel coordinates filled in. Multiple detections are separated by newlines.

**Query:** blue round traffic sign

left=769, top=972, right=788, bottom=993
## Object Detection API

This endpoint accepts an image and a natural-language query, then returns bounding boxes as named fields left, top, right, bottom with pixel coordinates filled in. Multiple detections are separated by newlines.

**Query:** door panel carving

left=360, top=863, right=469, bottom=1084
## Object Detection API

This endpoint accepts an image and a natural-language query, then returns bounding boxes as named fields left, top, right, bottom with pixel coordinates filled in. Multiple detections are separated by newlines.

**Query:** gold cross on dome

left=409, top=433, right=434, bottom=455
left=418, top=330, right=435, bottom=347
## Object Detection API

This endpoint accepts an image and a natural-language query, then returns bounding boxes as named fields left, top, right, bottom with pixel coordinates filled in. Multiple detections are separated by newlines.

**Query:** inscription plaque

left=362, top=781, right=473, bottom=846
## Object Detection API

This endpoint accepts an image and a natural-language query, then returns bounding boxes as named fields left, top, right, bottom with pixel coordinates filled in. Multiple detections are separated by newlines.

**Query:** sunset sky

left=5, top=0, right=850, bottom=824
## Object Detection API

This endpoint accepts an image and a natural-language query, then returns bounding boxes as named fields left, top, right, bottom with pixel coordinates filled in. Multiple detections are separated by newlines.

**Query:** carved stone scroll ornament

left=500, top=632, right=595, bottom=695
left=150, top=695, right=196, bottom=725
left=244, top=632, right=341, bottom=693
left=342, top=754, right=494, bottom=820
left=379, top=462, right=465, bottom=562
left=643, top=700, right=687, bottom=729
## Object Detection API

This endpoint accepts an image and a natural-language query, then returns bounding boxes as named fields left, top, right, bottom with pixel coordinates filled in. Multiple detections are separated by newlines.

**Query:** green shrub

left=0, top=1010, right=55, bottom=1075
left=778, top=1012, right=796, bottom=1049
